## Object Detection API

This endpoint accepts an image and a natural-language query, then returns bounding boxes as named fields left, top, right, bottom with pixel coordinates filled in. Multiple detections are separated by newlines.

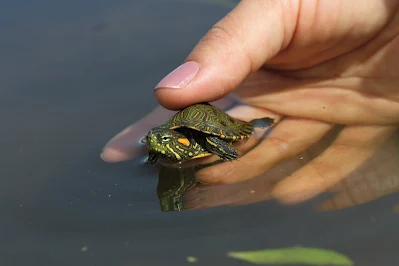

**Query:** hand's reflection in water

left=156, top=127, right=399, bottom=212
left=318, top=128, right=399, bottom=211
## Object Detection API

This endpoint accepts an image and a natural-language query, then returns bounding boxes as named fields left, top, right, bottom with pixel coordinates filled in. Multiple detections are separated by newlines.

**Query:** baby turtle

left=142, top=102, right=274, bottom=164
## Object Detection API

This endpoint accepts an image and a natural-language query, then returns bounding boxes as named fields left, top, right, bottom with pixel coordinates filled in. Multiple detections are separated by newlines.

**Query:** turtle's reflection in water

left=156, top=160, right=227, bottom=212
left=157, top=166, right=199, bottom=212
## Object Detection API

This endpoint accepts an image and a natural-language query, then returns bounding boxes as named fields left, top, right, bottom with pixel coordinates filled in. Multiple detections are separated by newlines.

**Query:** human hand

left=102, top=0, right=399, bottom=203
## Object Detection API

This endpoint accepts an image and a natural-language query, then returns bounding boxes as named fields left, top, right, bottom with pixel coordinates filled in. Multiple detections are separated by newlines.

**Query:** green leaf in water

left=227, top=247, right=354, bottom=265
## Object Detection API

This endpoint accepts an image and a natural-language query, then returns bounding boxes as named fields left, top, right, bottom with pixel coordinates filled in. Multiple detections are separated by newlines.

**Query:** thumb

left=155, top=0, right=296, bottom=110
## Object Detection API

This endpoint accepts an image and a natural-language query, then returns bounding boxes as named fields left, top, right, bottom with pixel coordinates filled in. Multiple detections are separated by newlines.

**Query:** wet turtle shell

left=160, top=102, right=255, bottom=141
left=143, top=102, right=274, bottom=163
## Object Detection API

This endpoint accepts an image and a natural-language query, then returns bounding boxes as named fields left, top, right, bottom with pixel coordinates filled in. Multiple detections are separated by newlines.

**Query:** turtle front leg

left=204, top=136, right=238, bottom=161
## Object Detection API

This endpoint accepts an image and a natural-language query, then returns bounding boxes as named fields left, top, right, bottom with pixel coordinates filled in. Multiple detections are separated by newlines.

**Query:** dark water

left=1, top=1, right=398, bottom=265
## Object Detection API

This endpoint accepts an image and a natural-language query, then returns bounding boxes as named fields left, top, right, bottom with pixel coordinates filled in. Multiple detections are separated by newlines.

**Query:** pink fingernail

left=155, top=61, right=199, bottom=89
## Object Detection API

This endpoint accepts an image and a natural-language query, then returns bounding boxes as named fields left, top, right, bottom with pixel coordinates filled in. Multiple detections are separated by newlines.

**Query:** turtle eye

left=161, top=136, right=171, bottom=142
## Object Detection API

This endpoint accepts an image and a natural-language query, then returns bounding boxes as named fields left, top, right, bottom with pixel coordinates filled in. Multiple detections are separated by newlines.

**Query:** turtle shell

left=161, top=102, right=254, bottom=142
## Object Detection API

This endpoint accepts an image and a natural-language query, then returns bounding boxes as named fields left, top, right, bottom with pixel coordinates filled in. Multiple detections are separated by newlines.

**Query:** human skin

left=102, top=0, right=399, bottom=204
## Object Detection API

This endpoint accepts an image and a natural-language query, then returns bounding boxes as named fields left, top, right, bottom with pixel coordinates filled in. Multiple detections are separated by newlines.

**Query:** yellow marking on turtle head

left=166, top=144, right=181, bottom=160
left=177, top=138, right=190, bottom=146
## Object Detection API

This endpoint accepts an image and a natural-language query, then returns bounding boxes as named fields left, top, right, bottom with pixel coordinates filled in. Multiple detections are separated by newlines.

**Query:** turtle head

left=144, top=127, right=191, bottom=163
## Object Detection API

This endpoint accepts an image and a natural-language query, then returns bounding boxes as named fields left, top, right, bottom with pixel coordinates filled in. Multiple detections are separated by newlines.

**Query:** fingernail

left=155, top=61, right=199, bottom=89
